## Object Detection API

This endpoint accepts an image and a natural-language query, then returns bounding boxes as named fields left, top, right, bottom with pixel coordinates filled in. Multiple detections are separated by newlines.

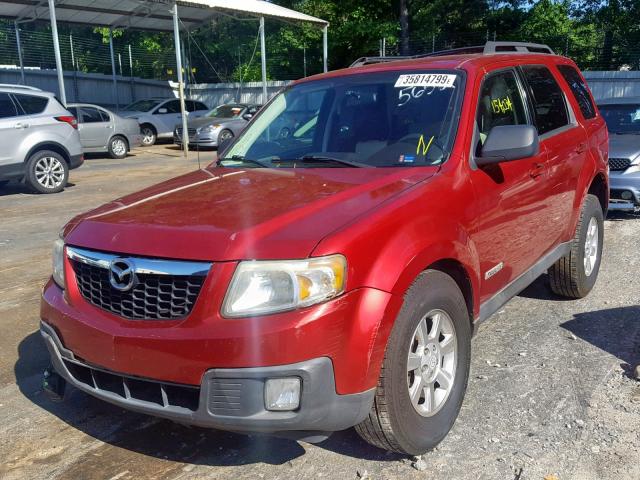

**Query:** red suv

left=41, top=42, right=608, bottom=455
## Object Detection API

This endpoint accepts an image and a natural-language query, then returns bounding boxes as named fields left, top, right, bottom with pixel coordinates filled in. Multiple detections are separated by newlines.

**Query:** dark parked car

left=598, top=97, right=640, bottom=211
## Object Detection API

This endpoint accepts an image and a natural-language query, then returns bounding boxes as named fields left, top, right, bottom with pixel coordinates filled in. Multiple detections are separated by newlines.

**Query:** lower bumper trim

left=40, top=321, right=375, bottom=435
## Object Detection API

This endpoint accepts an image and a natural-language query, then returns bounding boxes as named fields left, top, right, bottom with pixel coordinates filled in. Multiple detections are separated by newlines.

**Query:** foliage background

left=0, top=0, right=638, bottom=83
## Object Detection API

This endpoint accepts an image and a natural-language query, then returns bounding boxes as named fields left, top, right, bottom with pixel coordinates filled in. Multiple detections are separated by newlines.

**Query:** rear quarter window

left=557, top=65, right=596, bottom=120
left=13, top=94, right=49, bottom=115
left=521, top=65, right=570, bottom=135
left=0, top=93, right=18, bottom=118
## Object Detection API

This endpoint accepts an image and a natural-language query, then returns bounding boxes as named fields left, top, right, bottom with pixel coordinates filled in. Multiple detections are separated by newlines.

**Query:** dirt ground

left=1, top=146, right=638, bottom=480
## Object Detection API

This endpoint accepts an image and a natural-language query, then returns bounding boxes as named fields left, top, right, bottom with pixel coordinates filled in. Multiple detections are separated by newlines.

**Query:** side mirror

left=218, top=137, right=233, bottom=157
left=477, top=125, right=539, bottom=166
left=156, top=107, right=168, bottom=114
left=242, top=113, right=253, bottom=121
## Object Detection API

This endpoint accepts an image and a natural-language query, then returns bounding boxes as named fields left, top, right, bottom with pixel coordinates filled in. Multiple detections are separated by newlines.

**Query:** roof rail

left=349, top=41, right=555, bottom=68
left=0, top=83, right=42, bottom=91
left=483, top=41, right=554, bottom=54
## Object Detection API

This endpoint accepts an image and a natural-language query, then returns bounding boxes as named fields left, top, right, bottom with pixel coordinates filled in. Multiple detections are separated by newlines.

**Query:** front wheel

left=355, top=270, right=471, bottom=455
left=140, top=125, right=157, bottom=146
left=548, top=194, right=604, bottom=298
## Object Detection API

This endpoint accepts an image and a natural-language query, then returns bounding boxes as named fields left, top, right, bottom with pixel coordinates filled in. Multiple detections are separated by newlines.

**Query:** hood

left=609, top=134, right=640, bottom=162
left=118, top=110, right=145, bottom=119
left=185, top=116, right=241, bottom=129
left=63, top=166, right=437, bottom=261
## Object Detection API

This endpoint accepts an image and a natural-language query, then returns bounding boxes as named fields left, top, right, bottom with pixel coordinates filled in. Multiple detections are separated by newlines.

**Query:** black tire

left=355, top=270, right=471, bottom=455
left=548, top=194, right=604, bottom=298
left=218, top=129, right=234, bottom=144
left=108, top=135, right=129, bottom=159
left=141, top=124, right=157, bottom=146
left=25, top=150, right=69, bottom=194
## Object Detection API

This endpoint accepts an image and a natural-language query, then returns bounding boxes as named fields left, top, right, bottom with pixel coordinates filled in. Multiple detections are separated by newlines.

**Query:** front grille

left=67, top=247, right=211, bottom=321
left=609, top=157, right=631, bottom=171
left=63, top=358, right=200, bottom=411
left=175, top=127, right=197, bottom=137
left=72, top=261, right=206, bottom=320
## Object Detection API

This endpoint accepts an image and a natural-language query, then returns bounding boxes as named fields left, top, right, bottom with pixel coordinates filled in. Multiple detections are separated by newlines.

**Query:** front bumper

left=609, top=169, right=640, bottom=210
left=41, top=321, right=374, bottom=436
left=174, top=131, right=219, bottom=147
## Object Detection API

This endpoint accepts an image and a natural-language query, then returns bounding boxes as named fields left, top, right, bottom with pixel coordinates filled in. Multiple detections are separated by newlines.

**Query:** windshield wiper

left=217, top=155, right=270, bottom=168
left=293, top=155, right=368, bottom=168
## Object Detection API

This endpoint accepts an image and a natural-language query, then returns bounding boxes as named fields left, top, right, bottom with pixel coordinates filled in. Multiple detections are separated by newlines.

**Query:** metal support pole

left=260, top=17, right=267, bottom=104
left=173, top=3, right=189, bottom=158
left=322, top=25, right=328, bottom=73
left=303, top=46, right=307, bottom=77
left=128, top=44, right=135, bottom=103
left=108, top=29, right=119, bottom=110
left=382, top=37, right=386, bottom=57
left=48, top=0, right=66, bottom=105
left=70, top=35, right=75, bottom=69
left=14, top=22, right=25, bottom=84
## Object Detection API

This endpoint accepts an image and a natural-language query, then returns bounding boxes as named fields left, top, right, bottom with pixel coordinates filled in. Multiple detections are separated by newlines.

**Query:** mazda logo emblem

left=109, top=258, right=136, bottom=292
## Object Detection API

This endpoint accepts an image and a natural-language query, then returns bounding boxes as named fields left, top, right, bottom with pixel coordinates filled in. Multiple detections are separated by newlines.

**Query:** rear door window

left=0, top=93, right=18, bottom=118
left=557, top=65, right=596, bottom=120
left=521, top=65, right=570, bottom=135
left=80, top=107, right=107, bottom=123
left=476, top=69, right=529, bottom=146
left=13, top=94, right=48, bottom=115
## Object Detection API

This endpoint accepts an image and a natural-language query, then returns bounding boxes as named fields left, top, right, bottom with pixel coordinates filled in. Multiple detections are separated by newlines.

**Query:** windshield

left=600, top=104, right=640, bottom=134
left=208, top=105, right=246, bottom=118
left=123, top=99, right=162, bottom=112
left=221, top=70, right=464, bottom=168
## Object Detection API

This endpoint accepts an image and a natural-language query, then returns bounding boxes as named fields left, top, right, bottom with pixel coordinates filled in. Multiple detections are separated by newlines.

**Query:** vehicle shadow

left=561, top=306, right=640, bottom=379
left=14, top=332, right=401, bottom=467
left=517, top=273, right=573, bottom=302
left=606, top=210, right=640, bottom=222
left=0, top=182, right=76, bottom=197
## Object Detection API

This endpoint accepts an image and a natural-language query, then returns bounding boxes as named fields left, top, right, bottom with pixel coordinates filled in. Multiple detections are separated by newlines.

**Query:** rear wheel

left=548, top=194, right=604, bottom=298
left=140, top=124, right=156, bottom=146
left=108, top=135, right=128, bottom=159
left=25, top=150, right=69, bottom=194
left=355, top=270, right=471, bottom=455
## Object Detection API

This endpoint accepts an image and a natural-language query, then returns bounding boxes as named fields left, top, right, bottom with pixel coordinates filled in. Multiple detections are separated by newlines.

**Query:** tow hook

left=42, top=366, right=66, bottom=402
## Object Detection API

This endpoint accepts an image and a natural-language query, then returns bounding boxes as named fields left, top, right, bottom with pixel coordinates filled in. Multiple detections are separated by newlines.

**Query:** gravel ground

left=1, top=149, right=638, bottom=480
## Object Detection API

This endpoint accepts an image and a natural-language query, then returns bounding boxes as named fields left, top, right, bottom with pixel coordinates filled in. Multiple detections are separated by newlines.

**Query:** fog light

left=264, top=377, right=301, bottom=411
left=621, top=191, right=633, bottom=200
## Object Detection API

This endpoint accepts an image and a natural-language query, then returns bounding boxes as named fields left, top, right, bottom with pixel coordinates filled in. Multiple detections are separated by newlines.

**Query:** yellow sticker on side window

left=491, top=96, right=514, bottom=114
left=416, top=134, right=434, bottom=155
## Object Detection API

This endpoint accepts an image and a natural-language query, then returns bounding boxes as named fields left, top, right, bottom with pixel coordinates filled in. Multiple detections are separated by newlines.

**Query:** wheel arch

left=587, top=172, right=608, bottom=216
left=427, top=258, right=475, bottom=329
left=24, top=142, right=71, bottom=166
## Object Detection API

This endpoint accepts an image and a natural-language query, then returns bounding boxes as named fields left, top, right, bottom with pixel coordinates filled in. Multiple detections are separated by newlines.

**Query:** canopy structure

left=0, top=0, right=329, bottom=156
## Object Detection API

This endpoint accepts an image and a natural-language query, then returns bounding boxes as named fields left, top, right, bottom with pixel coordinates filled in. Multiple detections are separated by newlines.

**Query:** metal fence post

left=14, top=22, right=25, bottom=84
left=108, top=28, right=119, bottom=110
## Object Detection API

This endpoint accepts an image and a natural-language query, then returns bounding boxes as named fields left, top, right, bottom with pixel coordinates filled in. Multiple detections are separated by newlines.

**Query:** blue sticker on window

left=399, top=154, right=415, bottom=163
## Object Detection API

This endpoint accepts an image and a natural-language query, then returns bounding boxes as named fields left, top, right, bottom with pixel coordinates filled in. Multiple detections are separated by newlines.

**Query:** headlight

left=199, top=124, right=220, bottom=133
left=222, top=255, right=347, bottom=317
left=52, top=238, right=65, bottom=289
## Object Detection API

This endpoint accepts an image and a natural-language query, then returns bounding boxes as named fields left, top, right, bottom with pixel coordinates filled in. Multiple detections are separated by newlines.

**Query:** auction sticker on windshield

left=394, top=73, right=456, bottom=89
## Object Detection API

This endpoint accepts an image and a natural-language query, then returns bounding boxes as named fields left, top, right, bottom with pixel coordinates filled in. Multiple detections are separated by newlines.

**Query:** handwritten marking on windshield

left=417, top=135, right=435, bottom=156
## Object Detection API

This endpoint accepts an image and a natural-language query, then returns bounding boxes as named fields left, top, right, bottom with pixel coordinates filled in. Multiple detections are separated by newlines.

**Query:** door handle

left=529, top=163, right=545, bottom=179
left=576, top=142, right=587, bottom=154
left=14, top=122, right=29, bottom=129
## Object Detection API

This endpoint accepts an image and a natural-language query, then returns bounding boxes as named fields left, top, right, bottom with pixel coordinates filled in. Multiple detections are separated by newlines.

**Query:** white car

left=119, top=98, right=209, bottom=146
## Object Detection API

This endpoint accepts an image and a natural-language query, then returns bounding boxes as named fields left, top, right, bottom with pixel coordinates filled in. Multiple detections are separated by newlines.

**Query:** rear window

left=0, top=93, right=18, bottom=118
left=557, top=65, right=596, bottom=120
left=13, top=94, right=49, bottom=115
left=521, top=65, right=570, bottom=135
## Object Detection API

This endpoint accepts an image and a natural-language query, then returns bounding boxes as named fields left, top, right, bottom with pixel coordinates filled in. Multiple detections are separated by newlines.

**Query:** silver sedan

left=173, top=104, right=261, bottom=149
left=67, top=103, right=143, bottom=159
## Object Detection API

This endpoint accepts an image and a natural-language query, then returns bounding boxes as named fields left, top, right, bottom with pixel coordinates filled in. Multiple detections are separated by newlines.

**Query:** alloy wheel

left=111, top=138, right=127, bottom=157
left=584, top=216, right=599, bottom=276
left=407, top=309, right=457, bottom=417
left=34, top=156, right=65, bottom=190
